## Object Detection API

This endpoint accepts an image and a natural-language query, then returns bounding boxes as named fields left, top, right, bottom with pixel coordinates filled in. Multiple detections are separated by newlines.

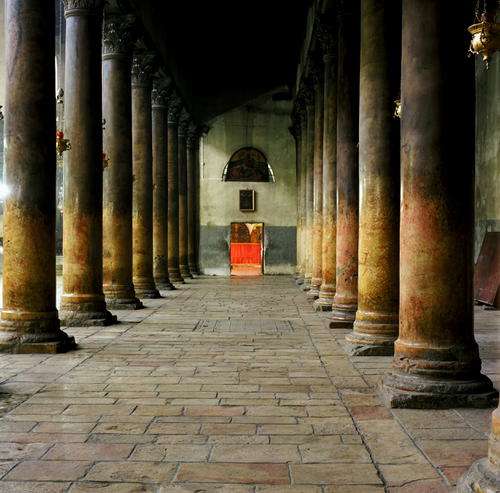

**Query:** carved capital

left=186, top=123, right=199, bottom=148
left=167, top=92, right=182, bottom=124
left=315, top=16, right=336, bottom=58
left=152, top=78, right=170, bottom=108
left=178, top=109, right=192, bottom=136
left=63, top=0, right=103, bottom=16
left=102, top=14, right=135, bottom=58
left=131, top=51, right=156, bottom=87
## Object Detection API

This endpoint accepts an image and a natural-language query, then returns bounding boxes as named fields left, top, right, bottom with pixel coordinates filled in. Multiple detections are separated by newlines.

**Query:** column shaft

left=167, top=95, right=184, bottom=283
left=178, top=115, right=191, bottom=279
left=330, top=0, right=360, bottom=328
left=0, top=0, right=74, bottom=352
left=316, top=38, right=338, bottom=310
left=132, top=53, right=160, bottom=299
left=381, top=0, right=497, bottom=408
left=297, top=113, right=308, bottom=285
left=60, top=0, right=115, bottom=326
left=308, top=69, right=324, bottom=300
left=303, top=93, right=315, bottom=291
left=187, top=126, right=198, bottom=276
left=102, top=15, right=143, bottom=309
left=291, top=118, right=302, bottom=281
left=152, top=82, right=175, bottom=290
left=345, top=0, right=400, bottom=355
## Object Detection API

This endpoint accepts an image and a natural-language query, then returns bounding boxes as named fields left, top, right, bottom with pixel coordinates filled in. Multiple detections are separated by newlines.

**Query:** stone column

left=381, top=0, right=497, bottom=407
left=152, top=80, right=175, bottom=290
left=187, top=124, right=199, bottom=276
left=308, top=64, right=324, bottom=300
left=60, top=0, right=116, bottom=327
left=303, top=88, right=315, bottom=291
left=0, top=0, right=74, bottom=352
left=102, top=14, right=143, bottom=309
left=296, top=105, right=308, bottom=286
left=167, top=92, right=184, bottom=283
left=290, top=115, right=302, bottom=281
left=131, top=51, right=161, bottom=299
left=315, top=26, right=338, bottom=311
left=459, top=404, right=499, bottom=491
left=330, top=0, right=360, bottom=328
left=345, top=0, right=400, bottom=355
left=178, top=110, right=192, bottom=279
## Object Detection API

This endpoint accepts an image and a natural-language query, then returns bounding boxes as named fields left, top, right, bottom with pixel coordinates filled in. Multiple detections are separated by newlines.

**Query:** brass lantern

left=468, top=1, right=500, bottom=68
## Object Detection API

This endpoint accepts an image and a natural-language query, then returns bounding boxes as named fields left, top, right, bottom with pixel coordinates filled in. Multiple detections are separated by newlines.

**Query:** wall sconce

left=56, top=130, right=71, bottom=157
left=468, top=1, right=500, bottom=68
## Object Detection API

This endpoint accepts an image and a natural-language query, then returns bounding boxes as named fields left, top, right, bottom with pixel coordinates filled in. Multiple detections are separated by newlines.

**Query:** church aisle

left=0, top=276, right=496, bottom=492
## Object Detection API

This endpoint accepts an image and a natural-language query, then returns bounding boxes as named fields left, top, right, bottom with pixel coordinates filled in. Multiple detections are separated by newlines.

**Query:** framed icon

left=239, top=189, right=255, bottom=212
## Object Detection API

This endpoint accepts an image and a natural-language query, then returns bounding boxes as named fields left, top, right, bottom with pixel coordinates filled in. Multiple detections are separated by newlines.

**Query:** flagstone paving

left=0, top=276, right=497, bottom=492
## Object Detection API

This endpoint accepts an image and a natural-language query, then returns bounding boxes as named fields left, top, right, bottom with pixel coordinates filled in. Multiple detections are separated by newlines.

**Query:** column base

left=301, top=277, right=312, bottom=291
left=457, top=458, right=500, bottom=493
left=135, top=288, right=162, bottom=299
left=380, top=371, right=499, bottom=409
left=155, top=279, right=176, bottom=291
left=345, top=316, right=398, bottom=356
left=0, top=313, right=75, bottom=354
left=330, top=302, right=357, bottom=329
left=295, top=276, right=305, bottom=286
left=180, top=266, right=192, bottom=279
left=60, top=295, right=118, bottom=327
left=169, top=269, right=185, bottom=283
left=314, top=286, right=335, bottom=311
left=306, top=288, right=319, bottom=300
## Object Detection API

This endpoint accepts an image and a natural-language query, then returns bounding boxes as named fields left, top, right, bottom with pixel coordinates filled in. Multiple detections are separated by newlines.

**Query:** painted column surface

left=303, top=87, right=315, bottom=291
left=345, top=0, right=400, bottom=355
left=381, top=0, right=498, bottom=408
left=152, top=80, right=175, bottom=290
left=132, top=51, right=161, bottom=299
left=330, top=0, right=360, bottom=328
left=60, top=0, right=116, bottom=327
left=316, top=29, right=338, bottom=311
left=308, top=66, right=324, bottom=300
left=187, top=125, right=199, bottom=276
left=458, top=404, right=500, bottom=491
left=296, top=107, right=308, bottom=285
left=167, top=93, right=184, bottom=283
left=102, top=14, right=143, bottom=310
left=0, top=0, right=74, bottom=352
left=290, top=115, right=302, bottom=281
left=178, top=111, right=192, bottom=279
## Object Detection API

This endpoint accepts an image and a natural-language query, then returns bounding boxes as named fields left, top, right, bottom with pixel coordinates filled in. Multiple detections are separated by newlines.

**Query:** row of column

left=293, top=0, right=498, bottom=407
left=0, top=0, right=200, bottom=353
left=293, top=1, right=499, bottom=489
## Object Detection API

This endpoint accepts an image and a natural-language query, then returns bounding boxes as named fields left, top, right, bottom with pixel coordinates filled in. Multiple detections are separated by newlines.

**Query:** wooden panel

left=474, top=231, right=500, bottom=306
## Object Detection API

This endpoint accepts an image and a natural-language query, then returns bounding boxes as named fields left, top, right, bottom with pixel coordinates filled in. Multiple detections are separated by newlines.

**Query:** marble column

left=315, top=28, right=338, bottom=311
left=303, top=87, right=315, bottom=291
left=330, top=0, right=360, bottom=328
left=167, top=92, right=184, bottom=283
left=178, top=110, right=192, bottom=279
left=345, top=0, right=400, bottom=355
left=381, top=0, right=498, bottom=408
left=459, top=404, right=499, bottom=492
left=152, top=80, right=175, bottom=290
left=0, top=0, right=74, bottom=352
left=60, top=0, right=116, bottom=327
left=131, top=51, right=161, bottom=299
left=308, top=64, right=324, bottom=300
left=187, top=124, right=199, bottom=276
left=102, top=14, right=143, bottom=309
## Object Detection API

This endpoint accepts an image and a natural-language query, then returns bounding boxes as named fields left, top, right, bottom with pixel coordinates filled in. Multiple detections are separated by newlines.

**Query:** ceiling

left=130, top=0, right=310, bottom=123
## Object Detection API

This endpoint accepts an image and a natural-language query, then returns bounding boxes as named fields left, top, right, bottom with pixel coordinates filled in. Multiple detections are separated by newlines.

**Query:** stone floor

left=0, top=276, right=498, bottom=492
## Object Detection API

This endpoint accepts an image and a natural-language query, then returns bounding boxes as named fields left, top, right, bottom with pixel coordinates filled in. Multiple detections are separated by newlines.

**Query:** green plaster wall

left=199, top=94, right=297, bottom=275
left=475, top=57, right=500, bottom=259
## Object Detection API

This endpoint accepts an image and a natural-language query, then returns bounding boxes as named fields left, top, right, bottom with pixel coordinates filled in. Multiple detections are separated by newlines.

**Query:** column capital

left=131, top=51, right=156, bottom=87
left=186, top=122, right=199, bottom=148
left=314, top=15, right=336, bottom=59
left=167, top=92, right=182, bottom=124
left=178, top=109, right=191, bottom=137
left=102, top=14, right=136, bottom=59
left=152, top=78, right=170, bottom=109
left=63, top=0, right=103, bottom=16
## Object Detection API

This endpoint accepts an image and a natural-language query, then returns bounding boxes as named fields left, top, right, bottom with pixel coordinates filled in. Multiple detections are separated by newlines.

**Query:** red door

left=230, top=223, right=263, bottom=276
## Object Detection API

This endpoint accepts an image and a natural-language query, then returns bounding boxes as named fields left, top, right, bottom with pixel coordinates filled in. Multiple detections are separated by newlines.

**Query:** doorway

left=230, top=222, right=264, bottom=276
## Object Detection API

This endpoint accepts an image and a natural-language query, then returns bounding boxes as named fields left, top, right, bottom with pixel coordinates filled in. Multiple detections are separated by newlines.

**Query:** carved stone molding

left=102, top=14, right=136, bottom=59
left=131, top=51, right=156, bottom=87
left=63, top=0, right=103, bottom=16
left=167, top=92, right=183, bottom=124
